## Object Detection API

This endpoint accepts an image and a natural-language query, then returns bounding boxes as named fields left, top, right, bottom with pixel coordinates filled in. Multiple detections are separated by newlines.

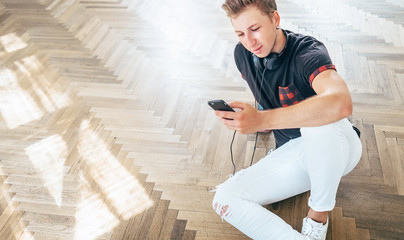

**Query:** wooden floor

left=0, top=0, right=403, bottom=239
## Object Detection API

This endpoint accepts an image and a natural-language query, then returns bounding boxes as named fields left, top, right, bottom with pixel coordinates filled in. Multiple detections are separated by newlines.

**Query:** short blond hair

left=222, top=0, right=277, bottom=18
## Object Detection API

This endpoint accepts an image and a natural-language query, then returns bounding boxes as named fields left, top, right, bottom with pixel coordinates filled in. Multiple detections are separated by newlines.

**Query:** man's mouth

left=252, top=46, right=263, bottom=53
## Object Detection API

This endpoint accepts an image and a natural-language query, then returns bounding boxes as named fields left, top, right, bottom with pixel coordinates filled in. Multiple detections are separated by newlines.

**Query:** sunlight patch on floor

left=25, top=134, right=68, bottom=207
left=0, top=67, right=44, bottom=129
left=74, top=119, right=154, bottom=239
left=0, top=32, right=28, bottom=54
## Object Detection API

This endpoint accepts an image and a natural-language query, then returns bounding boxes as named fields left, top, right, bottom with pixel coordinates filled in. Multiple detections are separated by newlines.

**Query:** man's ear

left=272, top=11, right=280, bottom=26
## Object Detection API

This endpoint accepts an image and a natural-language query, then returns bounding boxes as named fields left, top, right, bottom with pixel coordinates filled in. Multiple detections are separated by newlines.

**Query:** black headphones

left=252, top=29, right=288, bottom=72
left=252, top=52, right=282, bottom=72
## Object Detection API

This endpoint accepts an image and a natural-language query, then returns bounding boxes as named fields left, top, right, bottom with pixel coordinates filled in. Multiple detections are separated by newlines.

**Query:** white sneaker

left=301, top=217, right=328, bottom=240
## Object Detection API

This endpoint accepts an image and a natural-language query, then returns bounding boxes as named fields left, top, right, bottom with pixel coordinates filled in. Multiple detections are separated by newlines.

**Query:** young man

left=211, top=0, right=362, bottom=239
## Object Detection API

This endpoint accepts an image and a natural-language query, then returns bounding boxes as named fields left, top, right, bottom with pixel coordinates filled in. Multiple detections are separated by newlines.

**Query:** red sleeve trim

left=309, top=64, right=336, bottom=86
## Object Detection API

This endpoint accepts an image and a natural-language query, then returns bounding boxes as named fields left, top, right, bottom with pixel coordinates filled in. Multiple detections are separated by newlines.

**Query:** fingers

left=215, top=110, right=236, bottom=120
left=228, top=101, right=247, bottom=109
left=214, top=101, right=250, bottom=119
left=221, top=117, right=237, bottom=128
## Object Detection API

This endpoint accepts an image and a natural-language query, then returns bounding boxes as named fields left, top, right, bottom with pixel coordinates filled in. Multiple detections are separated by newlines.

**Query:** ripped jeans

left=212, top=118, right=362, bottom=240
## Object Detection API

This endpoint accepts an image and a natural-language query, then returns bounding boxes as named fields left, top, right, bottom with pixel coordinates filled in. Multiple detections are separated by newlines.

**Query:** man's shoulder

left=285, top=30, right=326, bottom=53
left=286, top=30, right=319, bottom=43
left=234, top=42, right=250, bottom=59
left=284, top=30, right=334, bottom=83
left=234, top=42, right=254, bottom=77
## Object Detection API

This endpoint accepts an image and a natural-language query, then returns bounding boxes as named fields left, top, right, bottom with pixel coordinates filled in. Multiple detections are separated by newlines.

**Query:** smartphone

left=208, top=100, right=235, bottom=112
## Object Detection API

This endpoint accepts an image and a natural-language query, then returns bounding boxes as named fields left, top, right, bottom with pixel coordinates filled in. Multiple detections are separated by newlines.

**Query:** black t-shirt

left=234, top=29, right=336, bottom=147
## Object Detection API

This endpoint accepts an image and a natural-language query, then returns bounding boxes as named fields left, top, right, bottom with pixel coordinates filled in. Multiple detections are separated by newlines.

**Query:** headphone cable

left=250, top=132, right=259, bottom=166
left=229, top=59, right=267, bottom=175
left=230, top=130, right=259, bottom=175
left=230, top=130, right=237, bottom=175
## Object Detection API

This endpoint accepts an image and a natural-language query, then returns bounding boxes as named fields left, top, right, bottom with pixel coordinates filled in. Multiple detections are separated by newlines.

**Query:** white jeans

left=212, top=118, right=362, bottom=240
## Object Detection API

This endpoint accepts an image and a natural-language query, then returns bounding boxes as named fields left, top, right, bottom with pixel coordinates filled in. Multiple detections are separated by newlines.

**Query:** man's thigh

left=216, top=137, right=311, bottom=205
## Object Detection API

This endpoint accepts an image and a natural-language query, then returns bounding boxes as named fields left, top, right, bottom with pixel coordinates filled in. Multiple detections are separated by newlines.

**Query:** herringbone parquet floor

left=0, top=0, right=403, bottom=239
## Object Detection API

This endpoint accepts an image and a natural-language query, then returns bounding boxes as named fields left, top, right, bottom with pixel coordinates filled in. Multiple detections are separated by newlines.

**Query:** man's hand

left=215, top=102, right=266, bottom=134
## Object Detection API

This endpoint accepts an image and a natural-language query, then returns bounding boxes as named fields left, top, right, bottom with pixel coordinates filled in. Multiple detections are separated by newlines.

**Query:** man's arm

left=215, top=70, right=352, bottom=134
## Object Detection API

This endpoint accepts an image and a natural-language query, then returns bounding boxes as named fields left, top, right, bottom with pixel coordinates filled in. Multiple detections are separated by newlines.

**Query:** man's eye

left=237, top=33, right=244, bottom=37
left=252, top=27, right=260, bottom=31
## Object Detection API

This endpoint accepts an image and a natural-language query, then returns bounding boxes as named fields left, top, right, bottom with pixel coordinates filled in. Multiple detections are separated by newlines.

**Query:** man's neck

left=272, top=28, right=286, bottom=54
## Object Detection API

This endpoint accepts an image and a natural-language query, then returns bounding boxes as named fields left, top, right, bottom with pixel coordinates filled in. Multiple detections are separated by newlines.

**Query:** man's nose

left=245, top=33, right=256, bottom=48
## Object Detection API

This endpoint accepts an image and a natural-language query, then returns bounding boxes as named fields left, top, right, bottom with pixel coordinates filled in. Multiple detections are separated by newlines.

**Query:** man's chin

left=253, top=51, right=269, bottom=58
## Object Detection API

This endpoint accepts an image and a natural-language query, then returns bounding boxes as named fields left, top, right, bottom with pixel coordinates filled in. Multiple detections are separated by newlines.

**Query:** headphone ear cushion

left=253, top=53, right=282, bottom=72
left=263, top=54, right=281, bottom=70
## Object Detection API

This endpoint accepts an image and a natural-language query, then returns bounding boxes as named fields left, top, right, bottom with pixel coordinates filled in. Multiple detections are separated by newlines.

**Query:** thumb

left=229, top=101, right=248, bottom=110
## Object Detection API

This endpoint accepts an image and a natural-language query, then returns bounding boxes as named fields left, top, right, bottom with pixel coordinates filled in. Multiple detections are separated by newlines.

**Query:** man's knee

left=211, top=169, right=256, bottom=218
left=212, top=187, right=233, bottom=218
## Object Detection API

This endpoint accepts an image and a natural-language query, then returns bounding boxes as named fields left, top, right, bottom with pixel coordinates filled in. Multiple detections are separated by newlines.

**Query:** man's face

left=231, top=6, right=279, bottom=58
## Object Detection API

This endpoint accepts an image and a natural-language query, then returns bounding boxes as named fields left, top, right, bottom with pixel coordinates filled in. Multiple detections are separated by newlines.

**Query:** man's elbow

left=340, top=103, right=352, bottom=119
left=337, top=96, right=353, bottom=119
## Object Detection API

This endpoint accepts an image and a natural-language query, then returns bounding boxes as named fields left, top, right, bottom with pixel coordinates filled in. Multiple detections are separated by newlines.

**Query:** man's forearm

left=260, top=92, right=352, bottom=130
